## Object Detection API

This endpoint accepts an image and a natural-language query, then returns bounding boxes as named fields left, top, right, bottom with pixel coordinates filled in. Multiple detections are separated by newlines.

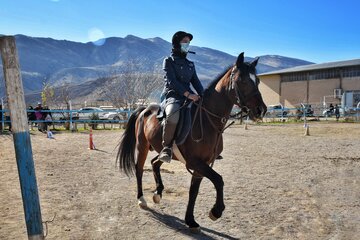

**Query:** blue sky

left=1, top=0, right=360, bottom=63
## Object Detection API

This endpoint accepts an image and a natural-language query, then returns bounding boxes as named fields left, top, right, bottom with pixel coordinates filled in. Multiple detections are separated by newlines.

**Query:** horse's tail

left=116, top=106, right=146, bottom=176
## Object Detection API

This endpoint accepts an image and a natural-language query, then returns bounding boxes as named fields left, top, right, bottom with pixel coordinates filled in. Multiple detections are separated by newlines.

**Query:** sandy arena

left=1, top=122, right=360, bottom=239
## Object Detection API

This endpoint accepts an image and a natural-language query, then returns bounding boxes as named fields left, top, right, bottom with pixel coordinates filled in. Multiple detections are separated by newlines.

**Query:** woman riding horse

left=117, top=52, right=267, bottom=232
left=159, top=31, right=204, bottom=163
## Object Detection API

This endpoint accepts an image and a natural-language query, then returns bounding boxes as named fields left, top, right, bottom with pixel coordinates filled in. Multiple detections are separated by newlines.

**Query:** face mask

left=180, top=42, right=190, bottom=53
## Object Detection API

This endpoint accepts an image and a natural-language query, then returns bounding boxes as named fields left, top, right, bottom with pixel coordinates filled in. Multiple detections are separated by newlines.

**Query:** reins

left=191, top=98, right=231, bottom=142
left=186, top=98, right=236, bottom=176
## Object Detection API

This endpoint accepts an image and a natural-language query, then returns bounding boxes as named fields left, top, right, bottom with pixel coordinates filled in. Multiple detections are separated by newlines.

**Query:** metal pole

left=280, top=103, right=284, bottom=122
left=0, top=36, right=44, bottom=239
left=69, top=100, right=73, bottom=131
left=1, top=97, right=4, bottom=132
left=301, top=103, right=307, bottom=126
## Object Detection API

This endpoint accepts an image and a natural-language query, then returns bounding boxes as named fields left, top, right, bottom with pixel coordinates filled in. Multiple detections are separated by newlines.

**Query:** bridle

left=229, top=66, right=261, bottom=109
left=190, top=65, right=262, bottom=141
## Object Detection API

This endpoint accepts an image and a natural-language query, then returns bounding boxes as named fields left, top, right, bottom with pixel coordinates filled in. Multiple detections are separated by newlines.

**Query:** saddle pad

left=175, top=102, right=192, bottom=145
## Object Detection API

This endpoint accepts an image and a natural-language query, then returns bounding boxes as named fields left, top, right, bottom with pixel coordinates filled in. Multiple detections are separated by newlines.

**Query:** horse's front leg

left=185, top=174, right=203, bottom=232
left=188, top=161, right=225, bottom=221
left=151, top=155, right=164, bottom=203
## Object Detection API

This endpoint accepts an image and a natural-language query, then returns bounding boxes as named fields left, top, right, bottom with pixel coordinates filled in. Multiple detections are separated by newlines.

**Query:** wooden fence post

left=0, top=36, right=44, bottom=239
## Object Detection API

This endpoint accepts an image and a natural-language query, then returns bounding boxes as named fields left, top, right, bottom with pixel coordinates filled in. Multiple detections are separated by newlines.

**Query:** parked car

left=296, top=104, right=314, bottom=117
left=100, top=109, right=125, bottom=121
left=76, top=107, right=106, bottom=120
left=322, top=106, right=344, bottom=117
left=265, top=104, right=289, bottom=118
left=344, top=107, right=360, bottom=115
left=48, top=109, right=78, bottom=122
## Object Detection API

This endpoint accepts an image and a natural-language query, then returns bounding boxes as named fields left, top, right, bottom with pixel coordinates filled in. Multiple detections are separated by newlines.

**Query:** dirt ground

left=1, top=122, right=360, bottom=240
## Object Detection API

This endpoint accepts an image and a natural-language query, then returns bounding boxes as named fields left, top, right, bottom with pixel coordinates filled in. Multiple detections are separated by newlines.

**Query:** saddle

left=157, top=102, right=193, bottom=145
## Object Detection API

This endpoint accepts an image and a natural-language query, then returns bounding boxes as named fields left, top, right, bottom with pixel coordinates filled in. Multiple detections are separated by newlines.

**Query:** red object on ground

left=89, top=127, right=95, bottom=150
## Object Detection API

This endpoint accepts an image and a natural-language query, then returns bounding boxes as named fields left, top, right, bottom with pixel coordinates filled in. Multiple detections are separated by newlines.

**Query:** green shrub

left=89, top=113, right=99, bottom=129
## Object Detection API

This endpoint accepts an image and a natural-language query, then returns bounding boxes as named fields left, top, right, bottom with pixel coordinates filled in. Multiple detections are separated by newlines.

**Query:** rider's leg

left=159, top=103, right=180, bottom=163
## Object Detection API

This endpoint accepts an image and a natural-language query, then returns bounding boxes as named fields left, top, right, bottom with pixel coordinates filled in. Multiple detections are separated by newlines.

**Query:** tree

left=56, top=83, right=72, bottom=107
left=53, top=82, right=72, bottom=130
left=102, top=59, right=163, bottom=109
left=40, top=80, right=55, bottom=106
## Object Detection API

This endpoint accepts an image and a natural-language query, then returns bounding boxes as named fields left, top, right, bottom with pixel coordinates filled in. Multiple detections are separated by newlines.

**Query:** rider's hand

left=188, top=94, right=200, bottom=102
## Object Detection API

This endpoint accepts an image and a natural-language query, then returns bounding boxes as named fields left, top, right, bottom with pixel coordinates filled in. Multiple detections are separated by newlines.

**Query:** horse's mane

left=204, top=65, right=233, bottom=96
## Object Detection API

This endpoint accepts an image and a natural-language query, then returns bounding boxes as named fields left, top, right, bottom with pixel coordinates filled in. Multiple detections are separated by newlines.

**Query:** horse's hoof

left=138, top=196, right=148, bottom=209
left=209, top=210, right=218, bottom=221
left=189, top=226, right=201, bottom=234
left=153, top=194, right=161, bottom=204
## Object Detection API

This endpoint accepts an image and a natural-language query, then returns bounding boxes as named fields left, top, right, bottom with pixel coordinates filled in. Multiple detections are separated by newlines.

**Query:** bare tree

left=50, top=82, right=72, bottom=129
left=56, top=82, right=72, bottom=108
left=102, top=59, right=163, bottom=109
left=101, top=75, right=126, bottom=109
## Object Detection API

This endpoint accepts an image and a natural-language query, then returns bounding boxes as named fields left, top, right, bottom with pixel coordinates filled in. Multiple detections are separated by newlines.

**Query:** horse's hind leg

left=135, top=143, right=150, bottom=209
left=151, top=156, right=164, bottom=203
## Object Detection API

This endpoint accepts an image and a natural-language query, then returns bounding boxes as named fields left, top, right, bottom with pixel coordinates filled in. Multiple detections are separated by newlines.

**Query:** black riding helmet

left=172, top=31, right=193, bottom=49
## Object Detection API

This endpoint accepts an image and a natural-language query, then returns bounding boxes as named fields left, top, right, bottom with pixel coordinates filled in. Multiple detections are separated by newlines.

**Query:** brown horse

left=117, top=52, right=267, bottom=232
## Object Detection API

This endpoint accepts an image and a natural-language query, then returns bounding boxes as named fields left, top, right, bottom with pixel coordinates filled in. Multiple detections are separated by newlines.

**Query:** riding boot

left=159, top=122, right=177, bottom=163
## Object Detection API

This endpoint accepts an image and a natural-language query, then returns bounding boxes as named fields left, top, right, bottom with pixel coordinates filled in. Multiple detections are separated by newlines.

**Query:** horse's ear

left=236, top=52, right=245, bottom=67
left=251, top=57, right=259, bottom=67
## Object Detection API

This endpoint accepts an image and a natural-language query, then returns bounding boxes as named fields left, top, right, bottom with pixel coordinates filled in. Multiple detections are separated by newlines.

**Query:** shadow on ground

left=146, top=208, right=239, bottom=240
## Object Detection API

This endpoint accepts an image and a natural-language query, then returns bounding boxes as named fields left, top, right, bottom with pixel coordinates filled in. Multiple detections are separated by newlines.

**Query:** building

left=258, top=59, right=360, bottom=108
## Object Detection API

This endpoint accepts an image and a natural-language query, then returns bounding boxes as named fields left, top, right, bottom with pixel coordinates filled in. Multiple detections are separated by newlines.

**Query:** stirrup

left=159, top=147, right=172, bottom=163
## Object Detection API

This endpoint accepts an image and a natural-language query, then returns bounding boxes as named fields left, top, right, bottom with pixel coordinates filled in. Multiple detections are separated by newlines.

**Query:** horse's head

left=229, top=52, right=267, bottom=120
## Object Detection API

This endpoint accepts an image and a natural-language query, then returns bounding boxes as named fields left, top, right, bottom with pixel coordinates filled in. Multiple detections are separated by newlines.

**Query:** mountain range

left=0, top=34, right=314, bottom=103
